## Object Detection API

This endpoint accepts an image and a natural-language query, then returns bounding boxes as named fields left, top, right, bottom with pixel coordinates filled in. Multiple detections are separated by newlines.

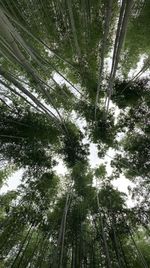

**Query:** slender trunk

left=11, top=224, right=33, bottom=268
left=121, top=213, right=148, bottom=268
left=118, top=237, right=129, bottom=268
left=97, top=193, right=111, bottom=268
left=52, top=194, right=71, bottom=268
left=36, top=235, right=49, bottom=268
left=2, top=6, right=77, bottom=70
left=1, top=7, right=83, bottom=98
left=71, top=242, right=75, bottom=268
left=59, top=194, right=70, bottom=268
left=111, top=214, right=122, bottom=268
left=106, top=0, right=133, bottom=112
left=79, top=225, right=82, bottom=268
left=0, top=79, right=43, bottom=114
left=130, top=232, right=148, bottom=268
left=92, top=242, right=96, bottom=268
left=95, top=0, right=113, bottom=118
left=17, top=226, right=37, bottom=268
left=75, top=233, right=79, bottom=268
left=0, top=215, right=26, bottom=253
left=67, top=0, right=82, bottom=61
left=24, top=231, right=43, bottom=268
left=110, top=1, right=126, bottom=78
left=0, top=8, right=66, bottom=124
left=0, top=69, right=60, bottom=126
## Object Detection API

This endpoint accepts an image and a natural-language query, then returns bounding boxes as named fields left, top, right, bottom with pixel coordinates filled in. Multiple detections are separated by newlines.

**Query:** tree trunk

left=97, top=193, right=111, bottom=268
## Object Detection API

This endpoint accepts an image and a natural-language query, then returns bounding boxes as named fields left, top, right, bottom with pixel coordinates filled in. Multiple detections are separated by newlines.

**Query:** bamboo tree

left=66, top=0, right=82, bottom=61
left=0, top=1, right=150, bottom=267
left=110, top=213, right=123, bottom=268
left=0, top=7, right=69, bottom=125
left=1, top=5, right=78, bottom=70
left=0, top=68, right=60, bottom=125
left=95, top=0, right=113, bottom=119
left=96, top=192, right=111, bottom=268
left=59, top=194, right=71, bottom=268
left=106, top=0, right=133, bottom=112
left=128, top=226, right=148, bottom=268
left=0, top=79, right=45, bottom=114
left=10, top=224, right=33, bottom=268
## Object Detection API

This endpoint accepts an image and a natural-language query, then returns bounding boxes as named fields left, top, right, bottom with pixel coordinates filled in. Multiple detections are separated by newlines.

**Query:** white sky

left=0, top=169, right=24, bottom=194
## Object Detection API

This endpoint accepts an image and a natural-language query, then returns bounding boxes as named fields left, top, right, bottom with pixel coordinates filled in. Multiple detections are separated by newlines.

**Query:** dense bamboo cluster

left=0, top=0, right=149, bottom=267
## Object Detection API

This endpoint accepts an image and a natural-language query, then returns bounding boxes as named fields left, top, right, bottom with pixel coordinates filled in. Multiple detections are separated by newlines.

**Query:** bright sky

left=0, top=169, right=24, bottom=194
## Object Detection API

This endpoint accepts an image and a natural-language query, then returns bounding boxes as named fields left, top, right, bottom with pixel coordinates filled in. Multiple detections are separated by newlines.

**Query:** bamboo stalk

left=96, top=193, right=111, bottom=268
left=95, top=0, right=113, bottom=119
left=0, top=69, right=60, bottom=124
left=11, top=224, right=33, bottom=268
left=66, top=0, right=82, bottom=61
left=106, top=0, right=134, bottom=112
left=2, top=6, right=78, bottom=70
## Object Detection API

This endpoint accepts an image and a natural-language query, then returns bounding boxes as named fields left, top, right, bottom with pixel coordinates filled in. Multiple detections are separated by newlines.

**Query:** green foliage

left=0, top=105, right=60, bottom=169
left=77, top=101, right=116, bottom=147
left=61, top=122, right=89, bottom=167
left=112, top=79, right=149, bottom=108
left=122, top=1, right=150, bottom=71
left=0, top=0, right=149, bottom=267
left=95, top=164, right=107, bottom=179
left=0, top=165, right=15, bottom=188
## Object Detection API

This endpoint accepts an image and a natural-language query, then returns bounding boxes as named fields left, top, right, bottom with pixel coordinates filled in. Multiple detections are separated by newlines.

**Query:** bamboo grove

left=0, top=0, right=150, bottom=267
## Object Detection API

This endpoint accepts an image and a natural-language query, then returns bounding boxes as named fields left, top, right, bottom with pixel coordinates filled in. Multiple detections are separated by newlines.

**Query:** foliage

left=0, top=1, right=149, bottom=267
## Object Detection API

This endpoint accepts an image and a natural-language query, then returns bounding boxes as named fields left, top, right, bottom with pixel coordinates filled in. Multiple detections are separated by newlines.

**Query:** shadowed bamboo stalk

left=0, top=69, right=61, bottom=125
left=11, top=224, right=33, bottom=268
left=106, top=0, right=133, bottom=112
left=0, top=79, right=45, bottom=114
left=52, top=193, right=71, bottom=268
left=95, top=0, right=113, bottom=120
left=121, top=213, right=149, bottom=268
left=1, top=7, right=87, bottom=99
left=96, top=192, right=111, bottom=268
left=67, top=0, right=82, bottom=61
left=1, top=5, right=78, bottom=70
left=0, top=7, right=71, bottom=127
left=59, top=194, right=71, bottom=268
